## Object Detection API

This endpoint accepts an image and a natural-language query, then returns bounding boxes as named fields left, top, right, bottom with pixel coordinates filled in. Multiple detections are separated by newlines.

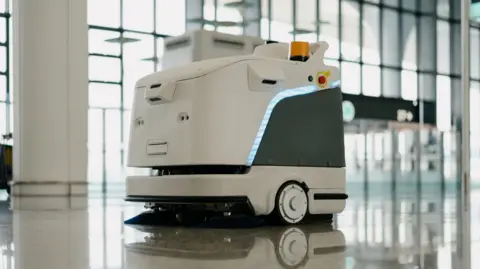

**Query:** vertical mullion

left=154, top=0, right=158, bottom=72
left=3, top=0, right=7, bottom=138
left=414, top=3, right=424, bottom=267
left=439, top=131, right=446, bottom=246
left=119, top=0, right=125, bottom=169
left=379, top=0, right=384, bottom=97
left=449, top=0, right=454, bottom=20
left=449, top=0, right=455, bottom=128
left=292, top=0, right=296, bottom=41
left=399, top=0, right=403, bottom=99
left=363, top=125, right=369, bottom=211
left=338, top=0, right=342, bottom=62
left=185, top=0, right=204, bottom=30
left=202, top=0, right=205, bottom=29
left=214, top=0, right=218, bottom=31
left=5, top=13, right=10, bottom=134
left=102, top=109, right=107, bottom=194
left=3, top=99, right=7, bottom=135
left=391, top=130, right=398, bottom=246
left=268, top=0, right=272, bottom=40
left=477, top=21, right=480, bottom=80
left=414, top=0, right=421, bottom=163
left=433, top=0, right=438, bottom=118
left=256, top=0, right=262, bottom=37
left=476, top=12, right=480, bottom=80
left=415, top=0, right=421, bottom=99
left=360, top=2, right=364, bottom=95
left=153, top=0, right=159, bottom=180
left=316, top=0, right=320, bottom=42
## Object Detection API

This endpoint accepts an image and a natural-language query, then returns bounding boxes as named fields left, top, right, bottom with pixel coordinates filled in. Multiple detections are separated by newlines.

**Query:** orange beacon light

left=289, top=41, right=310, bottom=62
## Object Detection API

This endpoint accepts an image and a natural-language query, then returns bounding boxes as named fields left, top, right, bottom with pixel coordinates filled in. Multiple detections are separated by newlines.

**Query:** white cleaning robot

left=125, top=40, right=347, bottom=224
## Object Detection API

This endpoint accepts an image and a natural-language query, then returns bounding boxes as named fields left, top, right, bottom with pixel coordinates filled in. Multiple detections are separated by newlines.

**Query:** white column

left=11, top=0, right=88, bottom=207
left=460, top=1, right=471, bottom=269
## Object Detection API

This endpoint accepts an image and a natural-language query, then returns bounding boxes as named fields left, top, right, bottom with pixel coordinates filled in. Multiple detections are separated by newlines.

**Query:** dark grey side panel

left=252, top=87, right=345, bottom=167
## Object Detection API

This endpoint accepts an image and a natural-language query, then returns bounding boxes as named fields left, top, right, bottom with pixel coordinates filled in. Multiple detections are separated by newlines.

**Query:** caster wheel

left=273, top=182, right=308, bottom=225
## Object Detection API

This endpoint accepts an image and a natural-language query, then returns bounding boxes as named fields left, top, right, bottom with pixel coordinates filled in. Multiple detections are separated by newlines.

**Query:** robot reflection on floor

left=125, top=225, right=346, bottom=268
left=125, top=39, right=348, bottom=224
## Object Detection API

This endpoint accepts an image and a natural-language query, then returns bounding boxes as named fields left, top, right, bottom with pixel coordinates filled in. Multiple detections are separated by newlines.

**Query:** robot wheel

left=271, top=181, right=309, bottom=225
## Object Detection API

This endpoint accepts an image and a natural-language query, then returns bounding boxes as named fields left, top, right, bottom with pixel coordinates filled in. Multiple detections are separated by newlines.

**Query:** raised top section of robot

left=128, top=40, right=344, bottom=168
left=138, top=41, right=339, bottom=100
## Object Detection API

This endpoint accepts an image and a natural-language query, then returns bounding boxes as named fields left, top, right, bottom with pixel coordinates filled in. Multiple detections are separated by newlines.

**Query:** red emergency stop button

left=318, top=75, right=326, bottom=85
left=315, top=70, right=331, bottom=88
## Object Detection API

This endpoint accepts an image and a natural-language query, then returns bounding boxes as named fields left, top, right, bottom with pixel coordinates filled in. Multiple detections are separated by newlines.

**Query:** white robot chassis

left=125, top=40, right=348, bottom=224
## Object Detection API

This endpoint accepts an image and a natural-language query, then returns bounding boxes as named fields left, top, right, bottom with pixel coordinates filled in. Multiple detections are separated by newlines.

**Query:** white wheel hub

left=278, top=183, right=308, bottom=224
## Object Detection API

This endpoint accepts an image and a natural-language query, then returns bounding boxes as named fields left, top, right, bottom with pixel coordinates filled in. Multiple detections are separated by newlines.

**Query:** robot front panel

left=127, top=62, right=276, bottom=168
left=127, top=80, right=195, bottom=167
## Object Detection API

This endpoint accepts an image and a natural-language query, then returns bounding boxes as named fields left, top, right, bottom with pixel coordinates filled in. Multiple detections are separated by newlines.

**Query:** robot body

left=126, top=40, right=347, bottom=224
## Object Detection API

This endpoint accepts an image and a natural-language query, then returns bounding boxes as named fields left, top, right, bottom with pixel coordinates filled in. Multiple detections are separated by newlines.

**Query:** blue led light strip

left=331, top=80, right=341, bottom=88
left=246, top=81, right=340, bottom=166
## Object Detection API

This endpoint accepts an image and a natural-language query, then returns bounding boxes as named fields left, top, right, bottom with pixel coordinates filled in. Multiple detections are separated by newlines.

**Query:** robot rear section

left=251, top=86, right=345, bottom=168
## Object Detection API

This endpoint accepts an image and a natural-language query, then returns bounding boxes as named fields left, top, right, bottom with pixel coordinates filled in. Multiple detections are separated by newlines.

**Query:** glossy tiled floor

left=0, top=186, right=478, bottom=269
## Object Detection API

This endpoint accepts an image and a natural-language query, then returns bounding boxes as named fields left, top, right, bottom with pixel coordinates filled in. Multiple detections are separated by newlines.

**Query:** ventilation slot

left=148, top=141, right=167, bottom=146
left=147, top=141, right=167, bottom=156
left=261, top=79, right=277, bottom=85
left=149, top=97, right=162, bottom=102
left=213, top=38, right=244, bottom=48
left=165, top=38, right=191, bottom=50
left=150, top=83, right=162, bottom=89
left=313, top=246, right=346, bottom=255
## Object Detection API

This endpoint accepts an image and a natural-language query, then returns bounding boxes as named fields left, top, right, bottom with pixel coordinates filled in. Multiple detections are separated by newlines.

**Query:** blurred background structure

left=0, top=0, right=479, bottom=195
left=1, top=1, right=480, bottom=269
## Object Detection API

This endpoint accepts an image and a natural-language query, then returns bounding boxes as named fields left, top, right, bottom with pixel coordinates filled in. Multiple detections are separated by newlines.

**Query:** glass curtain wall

left=87, top=0, right=186, bottom=193
left=0, top=0, right=11, bottom=145
left=256, top=0, right=477, bottom=185
left=86, top=0, right=480, bottom=193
